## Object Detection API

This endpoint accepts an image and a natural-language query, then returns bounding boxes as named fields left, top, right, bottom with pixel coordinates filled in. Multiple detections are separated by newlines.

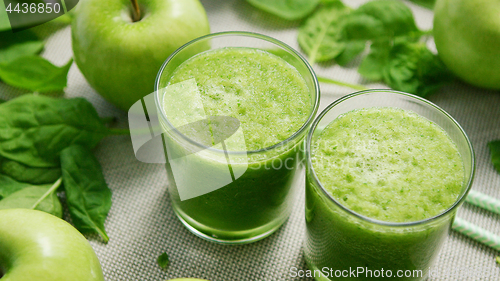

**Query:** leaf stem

left=108, top=128, right=131, bottom=135
left=317, top=76, right=369, bottom=91
left=31, top=178, right=62, bottom=210
left=95, top=225, right=110, bottom=243
left=130, top=0, right=141, bottom=22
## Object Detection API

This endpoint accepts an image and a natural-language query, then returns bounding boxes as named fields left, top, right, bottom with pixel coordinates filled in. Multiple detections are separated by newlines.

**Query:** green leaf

left=0, top=174, right=32, bottom=199
left=157, top=252, right=170, bottom=269
left=246, top=0, right=320, bottom=20
left=358, top=40, right=391, bottom=81
left=0, top=178, right=62, bottom=217
left=0, top=56, right=72, bottom=92
left=298, top=0, right=422, bottom=66
left=335, top=41, right=366, bottom=66
left=298, top=1, right=351, bottom=64
left=0, top=30, right=44, bottom=63
left=0, top=157, right=61, bottom=184
left=408, top=0, right=435, bottom=9
left=350, top=0, right=419, bottom=38
left=61, top=145, right=112, bottom=242
left=382, top=41, right=453, bottom=97
left=488, top=140, right=500, bottom=174
left=342, top=13, right=386, bottom=41
left=0, top=95, right=110, bottom=168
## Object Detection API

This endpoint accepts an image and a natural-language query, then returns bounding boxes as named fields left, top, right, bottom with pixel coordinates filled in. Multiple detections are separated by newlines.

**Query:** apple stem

left=130, top=0, right=141, bottom=22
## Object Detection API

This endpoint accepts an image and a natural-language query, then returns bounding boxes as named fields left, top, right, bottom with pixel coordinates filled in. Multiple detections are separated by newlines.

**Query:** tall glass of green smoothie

left=304, top=90, right=474, bottom=280
left=155, top=32, right=319, bottom=244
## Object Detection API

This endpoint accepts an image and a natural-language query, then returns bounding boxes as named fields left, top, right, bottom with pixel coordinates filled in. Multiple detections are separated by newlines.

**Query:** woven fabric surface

left=1, top=0, right=500, bottom=280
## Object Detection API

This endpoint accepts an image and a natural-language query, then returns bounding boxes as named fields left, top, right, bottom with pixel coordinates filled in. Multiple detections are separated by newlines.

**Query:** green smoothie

left=312, top=107, right=464, bottom=222
left=161, top=47, right=313, bottom=242
left=305, top=107, right=465, bottom=280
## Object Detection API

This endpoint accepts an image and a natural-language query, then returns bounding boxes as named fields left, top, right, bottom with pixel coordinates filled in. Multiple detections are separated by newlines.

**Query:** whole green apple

left=71, top=0, right=210, bottom=110
left=0, top=209, right=104, bottom=281
left=434, top=0, right=500, bottom=89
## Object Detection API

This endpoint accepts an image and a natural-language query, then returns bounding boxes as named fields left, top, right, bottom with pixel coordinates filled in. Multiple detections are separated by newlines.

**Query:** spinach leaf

left=338, top=0, right=421, bottom=65
left=408, top=0, right=435, bottom=9
left=382, top=41, right=453, bottom=97
left=488, top=140, right=500, bottom=174
left=298, top=1, right=350, bottom=64
left=157, top=252, right=170, bottom=269
left=0, top=95, right=110, bottom=168
left=298, top=0, right=421, bottom=66
left=0, top=56, right=72, bottom=92
left=0, top=157, right=61, bottom=184
left=246, top=0, right=320, bottom=20
left=358, top=40, right=391, bottom=81
left=0, top=174, right=32, bottom=199
left=335, top=41, right=366, bottom=66
left=61, top=145, right=112, bottom=242
left=0, top=178, right=62, bottom=217
left=348, top=0, right=419, bottom=39
left=0, top=30, right=44, bottom=63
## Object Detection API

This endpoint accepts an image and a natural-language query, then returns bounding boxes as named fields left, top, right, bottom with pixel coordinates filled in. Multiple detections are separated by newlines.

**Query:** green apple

left=434, top=0, right=500, bottom=89
left=0, top=209, right=104, bottom=281
left=71, top=0, right=210, bottom=110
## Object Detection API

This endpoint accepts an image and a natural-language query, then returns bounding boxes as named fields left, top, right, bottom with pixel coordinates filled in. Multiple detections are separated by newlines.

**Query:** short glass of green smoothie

left=155, top=32, right=319, bottom=244
left=304, top=90, right=474, bottom=280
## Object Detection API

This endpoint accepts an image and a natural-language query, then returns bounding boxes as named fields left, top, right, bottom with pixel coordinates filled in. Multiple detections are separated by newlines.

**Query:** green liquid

left=167, top=47, right=311, bottom=151
left=163, top=47, right=312, bottom=242
left=312, top=107, right=463, bottom=222
left=305, top=107, right=464, bottom=280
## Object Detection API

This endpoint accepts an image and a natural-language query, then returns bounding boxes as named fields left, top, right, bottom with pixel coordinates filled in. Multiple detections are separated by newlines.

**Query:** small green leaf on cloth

left=488, top=140, right=500, bottom=174
left=0, top=56, right=72, bottom=92
left=246, top=0, right=320, bottom=20
left=61, top=145, right=112, bottom=242
left=158, top=252, right=170, bottom=269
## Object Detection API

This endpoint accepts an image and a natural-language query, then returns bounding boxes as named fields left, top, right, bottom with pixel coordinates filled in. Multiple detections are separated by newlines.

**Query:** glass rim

left=154, top=31, right=320, bottom=155
left=305, top=89, right=476, bottom=227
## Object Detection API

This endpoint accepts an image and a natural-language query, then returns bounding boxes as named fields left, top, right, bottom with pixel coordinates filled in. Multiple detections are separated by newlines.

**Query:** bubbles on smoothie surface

left=167, top=47, right=311, bottom=151
left=311, top=107, right=465, bottom=223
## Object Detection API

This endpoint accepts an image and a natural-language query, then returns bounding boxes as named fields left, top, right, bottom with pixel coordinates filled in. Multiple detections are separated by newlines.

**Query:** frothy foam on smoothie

left=312, top=107, right=464, bottom=223
left=166, top=47, right=311, bottom=151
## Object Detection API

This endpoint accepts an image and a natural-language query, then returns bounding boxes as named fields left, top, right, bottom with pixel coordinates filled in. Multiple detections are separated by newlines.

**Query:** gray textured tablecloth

left=1, top=0, right=500, bottom=280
